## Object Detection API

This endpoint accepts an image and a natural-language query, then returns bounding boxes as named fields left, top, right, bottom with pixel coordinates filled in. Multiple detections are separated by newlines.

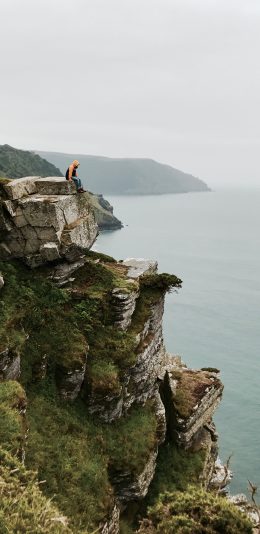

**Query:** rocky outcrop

left=228, top=494, right=259, bottom=531
left=111, top=451, right=158, bottom=502
left=100, top=503, right=120, bottom=534
left=56, top=356, right=88, bottom=401
left=0, top=177, right=98, bottom=267
left=111, top=287, right=139, bottom=331
left=162, top=366, right=223, bottom=449
left=110, top=259, right=157, bottom=331
left=87, top=192, right=123, bottom=230
left=123, top=296, right=166, bottom=412
left=0, top=272, right=4, bottom=289
left=86, top=259, right=165, bottom=421
left=0, top=348, right=20, bottom=381
left=122, top=258, right=158, bottom=279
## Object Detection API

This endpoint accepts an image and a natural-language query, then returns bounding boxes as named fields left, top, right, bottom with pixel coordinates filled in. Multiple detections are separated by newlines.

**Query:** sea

left=95, top=188, right=260, bottom=495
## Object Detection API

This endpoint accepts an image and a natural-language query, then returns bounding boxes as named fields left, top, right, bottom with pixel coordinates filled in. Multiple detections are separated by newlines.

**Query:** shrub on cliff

left=140, top=273, right=182, bottom=293
left=137, top=486, right=253, bottom=533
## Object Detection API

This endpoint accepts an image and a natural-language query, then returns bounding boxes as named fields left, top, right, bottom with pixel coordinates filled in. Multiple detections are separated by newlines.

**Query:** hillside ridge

left=37, top=149, right=210, bottom=195
left=0, top=144, right=62, bottom=179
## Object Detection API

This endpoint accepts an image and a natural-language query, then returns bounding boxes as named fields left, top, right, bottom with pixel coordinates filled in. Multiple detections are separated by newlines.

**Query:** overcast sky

left=1, top=0, right=260, bottom=186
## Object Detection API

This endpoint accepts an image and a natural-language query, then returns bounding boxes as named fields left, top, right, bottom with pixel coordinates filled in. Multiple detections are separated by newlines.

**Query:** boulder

left=3, top=176, right=39, bottom=200
left=122, top=258, right=158, bottom=279
left=34, top=177, right=76, bottom=196
left=0, top=177, right=98, bottom=267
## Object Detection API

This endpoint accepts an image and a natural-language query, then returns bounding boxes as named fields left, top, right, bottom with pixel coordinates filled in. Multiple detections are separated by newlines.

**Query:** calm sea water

left=95, top=189, right=260, bottom=494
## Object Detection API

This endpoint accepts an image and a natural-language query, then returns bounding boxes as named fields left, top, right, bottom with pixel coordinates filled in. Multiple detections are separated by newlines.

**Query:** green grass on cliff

left=144, top=442, right=206, bottom=508
left=26, top=385, right=157, bottom=531
left=0, top=447, right=73, bottom=534
left=0, top=381, right=26, bottom=457
left=171, top=369, right=219, bottom=419
left=137, top=486, right=253, bottom=534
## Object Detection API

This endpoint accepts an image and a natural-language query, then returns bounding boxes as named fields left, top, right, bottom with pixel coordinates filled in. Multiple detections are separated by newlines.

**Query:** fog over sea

left=95, top=188, right=260, bottom=494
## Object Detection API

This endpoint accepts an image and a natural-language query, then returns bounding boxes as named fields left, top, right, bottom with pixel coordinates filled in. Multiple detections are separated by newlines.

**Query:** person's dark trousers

left=72, top=177, right=82, bottom=191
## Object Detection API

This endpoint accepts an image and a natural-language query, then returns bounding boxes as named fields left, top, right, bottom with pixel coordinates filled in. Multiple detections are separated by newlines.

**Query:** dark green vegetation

left=0, top=144, right=62, bottom=178
left=137, top=486, right=253, bottom=533
left=140, top=273, right=182, bottom=292
left=38, top=150, right=210, bottom=195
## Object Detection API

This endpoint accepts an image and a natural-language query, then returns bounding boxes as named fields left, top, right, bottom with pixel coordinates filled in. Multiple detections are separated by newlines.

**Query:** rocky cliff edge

left=0, top=177, right=248, bottom=533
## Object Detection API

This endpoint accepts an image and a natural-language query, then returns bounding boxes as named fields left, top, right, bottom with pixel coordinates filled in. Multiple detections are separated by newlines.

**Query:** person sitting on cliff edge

left=65, top=160, right=86, bottom=193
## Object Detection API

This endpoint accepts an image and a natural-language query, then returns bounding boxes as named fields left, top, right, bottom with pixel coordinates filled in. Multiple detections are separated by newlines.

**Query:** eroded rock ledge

left=0, top=177, right=98, bottom=267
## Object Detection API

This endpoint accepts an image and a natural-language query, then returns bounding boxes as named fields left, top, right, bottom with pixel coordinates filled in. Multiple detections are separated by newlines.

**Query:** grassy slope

left=37, top=150, right=210, bottom=195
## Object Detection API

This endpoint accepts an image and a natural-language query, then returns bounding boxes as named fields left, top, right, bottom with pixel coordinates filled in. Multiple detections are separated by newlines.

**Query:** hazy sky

left=1, top=0, right=260, bottom=186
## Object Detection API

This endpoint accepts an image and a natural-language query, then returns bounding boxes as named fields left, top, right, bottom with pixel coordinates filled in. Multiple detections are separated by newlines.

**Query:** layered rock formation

left=0, top=176, right=231, bottom=534
left=0, top=177, right=98, bottom=267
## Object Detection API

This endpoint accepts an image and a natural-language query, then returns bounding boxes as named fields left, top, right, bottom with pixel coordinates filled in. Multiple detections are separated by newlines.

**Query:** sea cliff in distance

left=37, top=150, right=210, bottom=195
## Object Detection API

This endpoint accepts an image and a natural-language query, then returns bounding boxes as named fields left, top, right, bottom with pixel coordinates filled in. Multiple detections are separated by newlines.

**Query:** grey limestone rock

left=3, top=176, right=40, bottom=200
left=111, top=286, right=139, bottom=330
left=122, top=258, right=158, bottom=279
left=210, top=456, right=232, bottom=490
left=34, top=177, right=76, bottom=196
left=0, top=272, right=4, bottom=289
left=56, top=356, right=88, bottom=401
left=87, top=390, right=124, bottom=422
left=86, top=292, right=166, bottom=422
left=0, top=348, right=21, bottom=380
left=111, top=450, right=158, bottom=502
left=123, top=295, right=166, bottom=412
left=100, top=503, right=120, bottom=534
left=153, top=389, right=167, bottom=445
left=40, top=242, right=60, bottom=262
left=0, top=177, right=98, bottom=267
left=50, top=257, right=87, bottom=286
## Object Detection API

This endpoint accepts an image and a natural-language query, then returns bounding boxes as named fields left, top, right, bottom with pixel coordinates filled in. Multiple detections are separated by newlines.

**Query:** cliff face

left=0, top=177, right=245, bottom=534
left=0, top=177, right=98, bottom=267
